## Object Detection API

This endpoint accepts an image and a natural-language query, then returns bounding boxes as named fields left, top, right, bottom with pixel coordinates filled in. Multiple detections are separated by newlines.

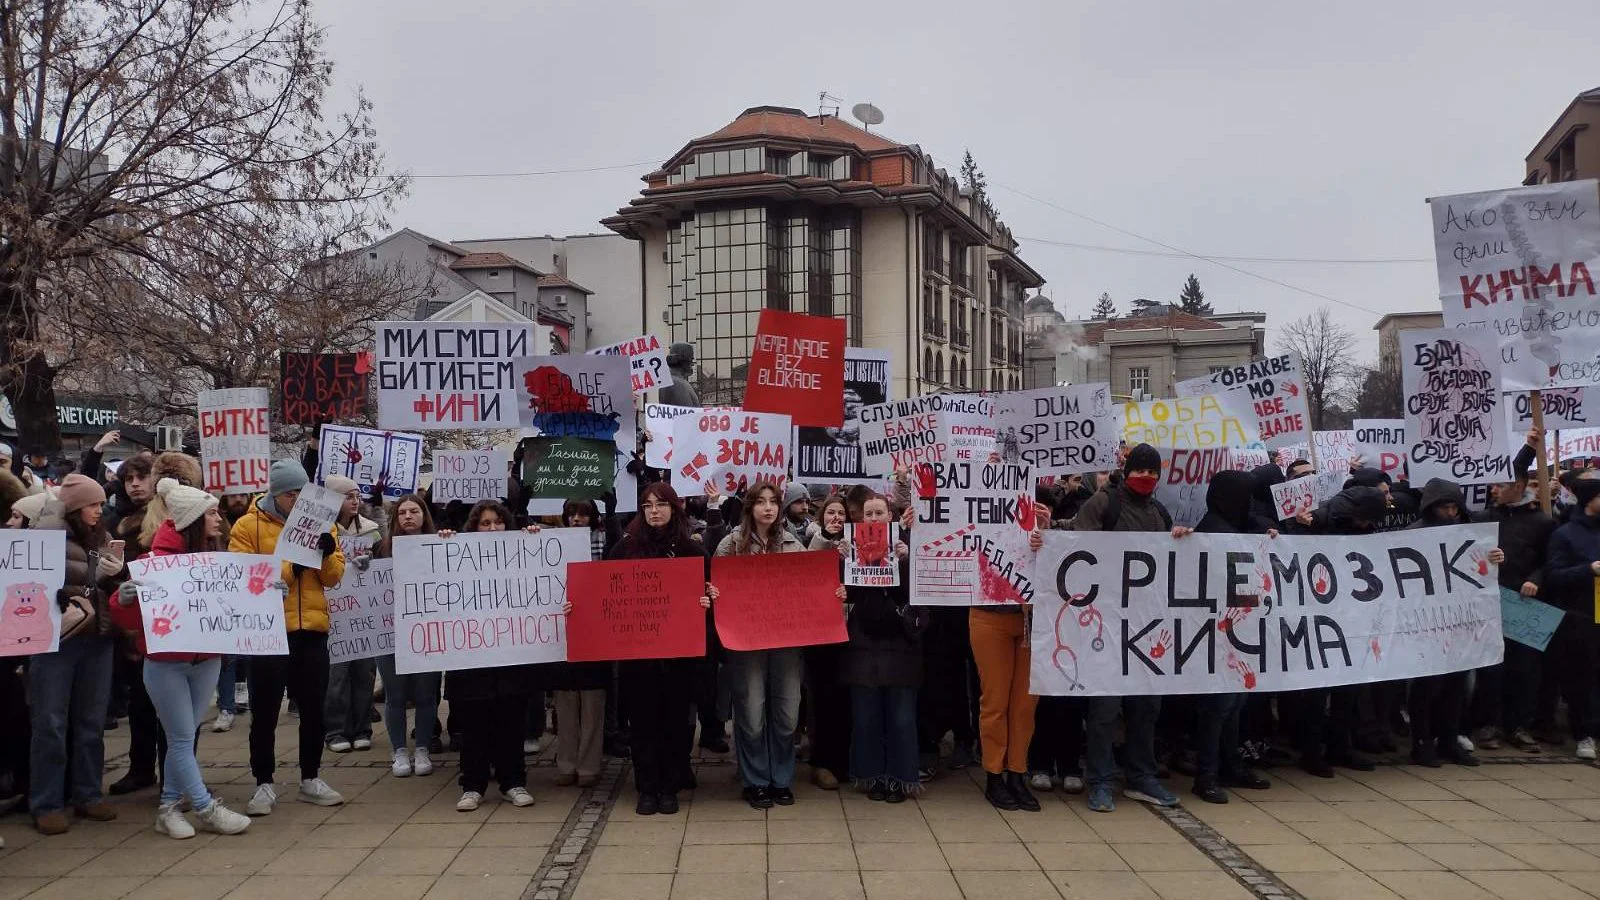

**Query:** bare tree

left=1352, top=363, right=1404, bottom=420
left=0, top=0, right=406, bottom=454
left=1277, top=309, right=1359, bottom=430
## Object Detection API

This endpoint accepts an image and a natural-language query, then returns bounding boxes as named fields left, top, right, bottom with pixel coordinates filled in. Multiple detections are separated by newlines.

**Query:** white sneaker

left=195, top=800, right=250, bottom=835
left=1579, top=738, right=1597, bottom=760
left=155, top=803, right=195, bottom=839
left=523, top=738, right=541, bottom=754
left=245, top=783, right=277, bottom=817
left=298, top=778, right=345, bottom=807
left=352, top=737, right=372, bottom=751
left=1029, top=772, right=1054, bottom=792
left=391, top=749, right=413, bottom=777
left=211, top=711, right=234, bottom=733
left=1060, top=775, right=1086, bottom=794
left=505, top=787, right=534, bottom=807
left=328, top=738, right=352, bottom=753
left=1456, top=734, right=1476, bottom=753
left=412, top=748, right=433, bottom=777
left=456, top=791, right=482, bottom=812
left=234, top=684, right=250, bottom=711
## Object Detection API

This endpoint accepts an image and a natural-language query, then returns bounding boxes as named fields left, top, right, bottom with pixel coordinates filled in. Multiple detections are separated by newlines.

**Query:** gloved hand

left=352, top=552, right=372, bottom=571
left=97, top=553, right=125, bottom=580
left=318, top=533, right=336, bottom=557
left=116, top=581, right=142, bottom=607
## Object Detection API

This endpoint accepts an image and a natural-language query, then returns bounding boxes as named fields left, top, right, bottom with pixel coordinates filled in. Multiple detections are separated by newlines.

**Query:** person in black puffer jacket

left=1542, top=473, right=1600, bottom=759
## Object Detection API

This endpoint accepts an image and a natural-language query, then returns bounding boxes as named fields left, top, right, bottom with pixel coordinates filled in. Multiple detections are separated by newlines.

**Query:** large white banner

left=1431, top=180, right=1600, bottom=391
left=1030, top=525, right=1503, bottom=696
left=1176, top=354, right=1311, bottom=450
left=391, top=528, right=589, bottom=674
left=993, top=384, right=1117, bottom=476
left=127, top=552, right=288, bottom=655
left=198, top=388, right=271, bottom=496
left=0, top=530, right=68, bottom=657
left=670, top=407, right=792, bottom=493
left=1401, top=329, right=1510, bottom=484
left=910, top=461, right=1036, bottom=607
left=514, top=354, right=637, bottom=513
left=375, top=322, right=535, bottom=430
left=327, top=557, right=394, bottom=664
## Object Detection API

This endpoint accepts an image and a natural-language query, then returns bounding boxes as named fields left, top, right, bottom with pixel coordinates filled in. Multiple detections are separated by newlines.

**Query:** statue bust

left=657, top=342, right=702, bottom=408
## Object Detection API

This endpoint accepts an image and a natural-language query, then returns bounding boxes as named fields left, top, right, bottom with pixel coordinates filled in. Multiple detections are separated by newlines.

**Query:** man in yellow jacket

left=229, top=460, right=347, bottom=815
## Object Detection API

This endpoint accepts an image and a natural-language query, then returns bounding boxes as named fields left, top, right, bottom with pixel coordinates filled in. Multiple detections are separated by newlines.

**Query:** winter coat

left=445, top=662, right=540, bottom=703
left=714, top=528, right=805, bottom=557
left=1066, top=481, right=1171, bottom=534
left=1474, top=500, right=1556, bottom=592
left=839, top=566, right=924, bottom=688
left=38, top=506, right=119, bottom=642
left=1410, top=478, right=1467, bottom=528
left=1197, top=470, right=1256, bottom=535
left=226, top=495, right=345, bottom=633
left=109, top=520, right=216, bottom=664
left=1307, top=486, right=1388, bottom=537
left=1544, top=512, right=1600, bottom=615
left=1247, top=463, right=1287, bottom=532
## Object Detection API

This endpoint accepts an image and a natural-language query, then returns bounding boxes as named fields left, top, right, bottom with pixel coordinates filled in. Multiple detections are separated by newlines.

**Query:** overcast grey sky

left=316, top=0, right=1596, bottom=360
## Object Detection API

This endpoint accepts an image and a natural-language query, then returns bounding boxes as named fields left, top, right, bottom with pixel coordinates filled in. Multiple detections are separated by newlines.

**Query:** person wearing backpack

left=1066, top=444, right=1187, bottom=813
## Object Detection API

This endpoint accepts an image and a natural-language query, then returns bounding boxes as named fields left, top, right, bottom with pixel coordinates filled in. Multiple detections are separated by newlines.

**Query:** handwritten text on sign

left=1351, top=419, right=1409, bottom=476
left=515, top=354, right=636, bottom=514
left=327, top=555, right=394, bottom=664
left=994, top=384, right=1117, bottom=475
left=1432, top=181, right=1600, bottom=391
left=671, top=408, right=791, bottom=493
left=587, top=334, right=673, bottom=395
left=644, top=404, right=696, bottom=469
left=1177, top=354, right=1311, bottom=450
left=279, top=352, right=369, bottom=425
left=431, top=449, right=508, bottom=504
left=198, top=388, right=271, bottom=495
left=376, top=322, right=534, bottom=429
left=1029, top=525, right=1502, bottom=696
left=565, top=557, right=707, bottom=662
left=0, top=530, right=68, bottom=657
left=1509, top=387, right=1599, bottom=430
left=858, top=396, right=948, bottom=476
left=846, top=522, right=900, bottom=587
left=129, top=552, right=288, bottom=656
left=911, top=461, right=1036, bottom=607
left=712, top=550, right=846, bottom=651
left=318, top=425, right=422, bottom=499
left=391, top=528, right=589, bottom=674
left=1156, top=448, right=1248, bottom=529
left=1402, top=329, right=1509, bottom=484
left=742, top=309, right=847, bottom=428
left=1269, top=469, right=1348, bottom=520
left=1122, top=395, right=1260, bottom=450
left=276, top=484, right=343, bottom=570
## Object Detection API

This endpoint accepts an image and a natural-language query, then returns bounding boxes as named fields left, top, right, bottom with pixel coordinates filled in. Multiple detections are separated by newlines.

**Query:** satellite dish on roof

left=851, top=102, right=885, bottom=129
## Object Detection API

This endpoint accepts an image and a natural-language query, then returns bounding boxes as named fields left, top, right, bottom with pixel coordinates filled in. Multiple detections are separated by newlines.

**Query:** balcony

left=952, top=327, right=970, bottom=350
left=924, top=319, right=947, bottom=342
left=990, top=343, right=1006, bottom=364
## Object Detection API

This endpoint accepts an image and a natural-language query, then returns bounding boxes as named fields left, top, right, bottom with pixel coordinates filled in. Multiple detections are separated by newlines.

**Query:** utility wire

left=405, top=160, right=656, bottom=179
left=1017, top=235, right=1430, bottom=266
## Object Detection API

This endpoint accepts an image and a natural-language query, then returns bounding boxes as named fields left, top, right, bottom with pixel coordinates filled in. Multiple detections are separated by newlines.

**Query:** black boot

left=1005, top=772, right=1041, bottom=812
left=985, top=773, right=1019, bottom=811
left=1192, top=778, right=1229, bottom=804
left=108, top=771, right=156, bottom=795
left=1410, top=741, right=1441, bottom=768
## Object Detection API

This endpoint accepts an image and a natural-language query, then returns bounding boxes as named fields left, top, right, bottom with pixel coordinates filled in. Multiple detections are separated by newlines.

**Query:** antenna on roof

left=818, top=92, right=842, bottom=119
left=851, top=102, right=885, bottom=131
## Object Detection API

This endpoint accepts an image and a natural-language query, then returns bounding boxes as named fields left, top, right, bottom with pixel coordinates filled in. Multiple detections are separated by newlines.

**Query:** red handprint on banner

left=914, top=463, right=937, bottom=500
left=1149, top=628, right=1171, bottom=659
left=1226, top=653, right=1257, bottom=689
left=247, top=562, right=274, bottom=595
left=1016, top=495, right=1035, bottom=531
left=149, top=604, right=180, bottom=637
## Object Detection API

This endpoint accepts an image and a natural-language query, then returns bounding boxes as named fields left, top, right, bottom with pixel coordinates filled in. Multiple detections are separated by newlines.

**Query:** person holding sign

left=1542, top=473, right=1600, bottom=760
left=111, top=479, right=251, bottom=839
left=372, top=494, right=443, bottom=780
left=548, top=499, right=616, bottom=789
left=322, top=476, right=383, bottom=755
left=606, top=482, right=712, bottom=816
left=228, top=460, right=347, bottom=816
left=711, top=480, right=843, bottom=810
left=801, top=495, right=853, bottom=792
left=444, top=500, right=543, bottom=812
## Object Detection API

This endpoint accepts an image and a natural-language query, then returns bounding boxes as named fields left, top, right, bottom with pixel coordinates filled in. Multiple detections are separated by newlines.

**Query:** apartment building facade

left=1526, top=87, right=1600, bottom=185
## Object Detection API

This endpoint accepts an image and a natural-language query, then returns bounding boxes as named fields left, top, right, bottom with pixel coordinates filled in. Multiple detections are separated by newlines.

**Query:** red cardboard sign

left=742, top=310, right=846, bottom=428
left=564, top=557, right=707, bottom=662
left=712, top=550, right=847, bottom=651
left=280, top=352, right=370, bottom=425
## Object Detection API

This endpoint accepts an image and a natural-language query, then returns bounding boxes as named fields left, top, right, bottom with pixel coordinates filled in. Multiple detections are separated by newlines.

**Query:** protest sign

left=523, top=437, right=612, bottom=506
left=795, top=348, right=891, bottom=485
left=671, top=408, right=791, bottom=493
left=587, top=334, right=673, bottom=395
left=127, top=552, right=288, bottom=655
left=1312, top=430, right=1359, bottom=470
left=198, top=388, right=270, bottom=496
left=0, top=530, right=68, bottom=657
left=1274, top=443, right=1312, bottom=468
left=514, top=354, right=636, bottom=514
left=564, top=557, right=706, bottom=662
left=1508, top=387, right=1600, bottom=430
left=910, top=461, right=1037, bottom=606
left=944, top=394, right=997, bottom=461
left=1121, top=395, right=1259, bottom=450
left=1156, top=448, right=1243, bottom=528
left=280, top=352, right=370, bottom=425
left=1499, top=587, right=1562, bottom=652
left=858, top=396, right=948, bottom=476
left=1030, top=525, right=1502, bottom=696
left=1227, top=448, right=1273, bottom=471
left=1401, top=329, right=1510, bottom=484
left=431, top=449, right=509, bottom=504
left=1431, top=180, right=1600, bottom=391
left=391, top=527, right=589, bottom=674
left=1177, top=354, right=1311, bottom=449
left=993, top=384, right=1117, bottom=476
left=1269, top=469, right=1349, bottom=521
left=318, top=425, right=422, bottom=499
left=846, top=522, right=901, bottom=587
left=1352, top=419, right=1408, bottom=476
left=1559, top=428, right=1600, bottom=461
left=276, top=483, right=343, bottom=569
left=644, top=403, right=696, bottom=470
left=742, top=309, right=847, bottom=427
left=327, top=558, right=394, bottom=664
left=712, top=550, right=846, bottom=651
left=375, top=322, right=534, bottom=429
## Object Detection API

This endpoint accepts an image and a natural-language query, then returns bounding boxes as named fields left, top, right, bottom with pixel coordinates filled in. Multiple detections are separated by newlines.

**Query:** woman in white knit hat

left=112, top=478, right=251, bottom=839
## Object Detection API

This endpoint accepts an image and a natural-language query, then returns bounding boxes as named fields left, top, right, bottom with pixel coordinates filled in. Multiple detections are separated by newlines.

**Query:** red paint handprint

left=247, top=562, right=274, bottom=595
left=1314, top=572, right=1329, bottom=594
left=1369, top=638, right=1382, bottom=661
left=1016, top=495, right=1035, bottom=531
left=1220, top=605, right=1251, bottom=633
left=914, top=463, right=937, bottom=500
left=1226, top=653, right=1257, bottom=689
left=1471, top=551, right=1490, bottom=576
left=1149, top=628, right=1172, bottom=659
left=354, top=352, right=373, bottom=375
left=149, top=604, right=180, bottom=637
left=1260, top=571, right=1273, bottom=593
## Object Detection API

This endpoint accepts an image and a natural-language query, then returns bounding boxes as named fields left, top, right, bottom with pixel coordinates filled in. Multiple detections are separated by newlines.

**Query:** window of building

left=933, top=352, right=944, bottom=385
left=1128, top=366, right=1152, bottom=396
left=808, top=154, right=850, bottom=180
left=488, top=270, right=499, bottom=277
left=924, top=347, right=933, bottom=384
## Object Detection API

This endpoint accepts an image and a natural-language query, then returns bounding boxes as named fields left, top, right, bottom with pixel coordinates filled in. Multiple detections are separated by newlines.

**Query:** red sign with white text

left=712, top=550, right=847, bottom=651
left=742, top=310, right=846, bottom=427
left=565, top=557, right=706, bottom=662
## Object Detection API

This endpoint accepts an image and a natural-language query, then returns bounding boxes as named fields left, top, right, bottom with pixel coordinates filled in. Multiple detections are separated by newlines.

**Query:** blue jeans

left=849, top=685, right=919, bottom=790
left=727, top=648, right=803, bottom=789
left=216, top=656, right=248, bottom=713
left=376, top=654, right=439, bottom=752
left=324, top=659, right=377, bottom=742
left=28, top=635, right=114, bottom=814
left=144, top=658, right=222, bottom=808
left=1086, top=695, right=1161, bottom=788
